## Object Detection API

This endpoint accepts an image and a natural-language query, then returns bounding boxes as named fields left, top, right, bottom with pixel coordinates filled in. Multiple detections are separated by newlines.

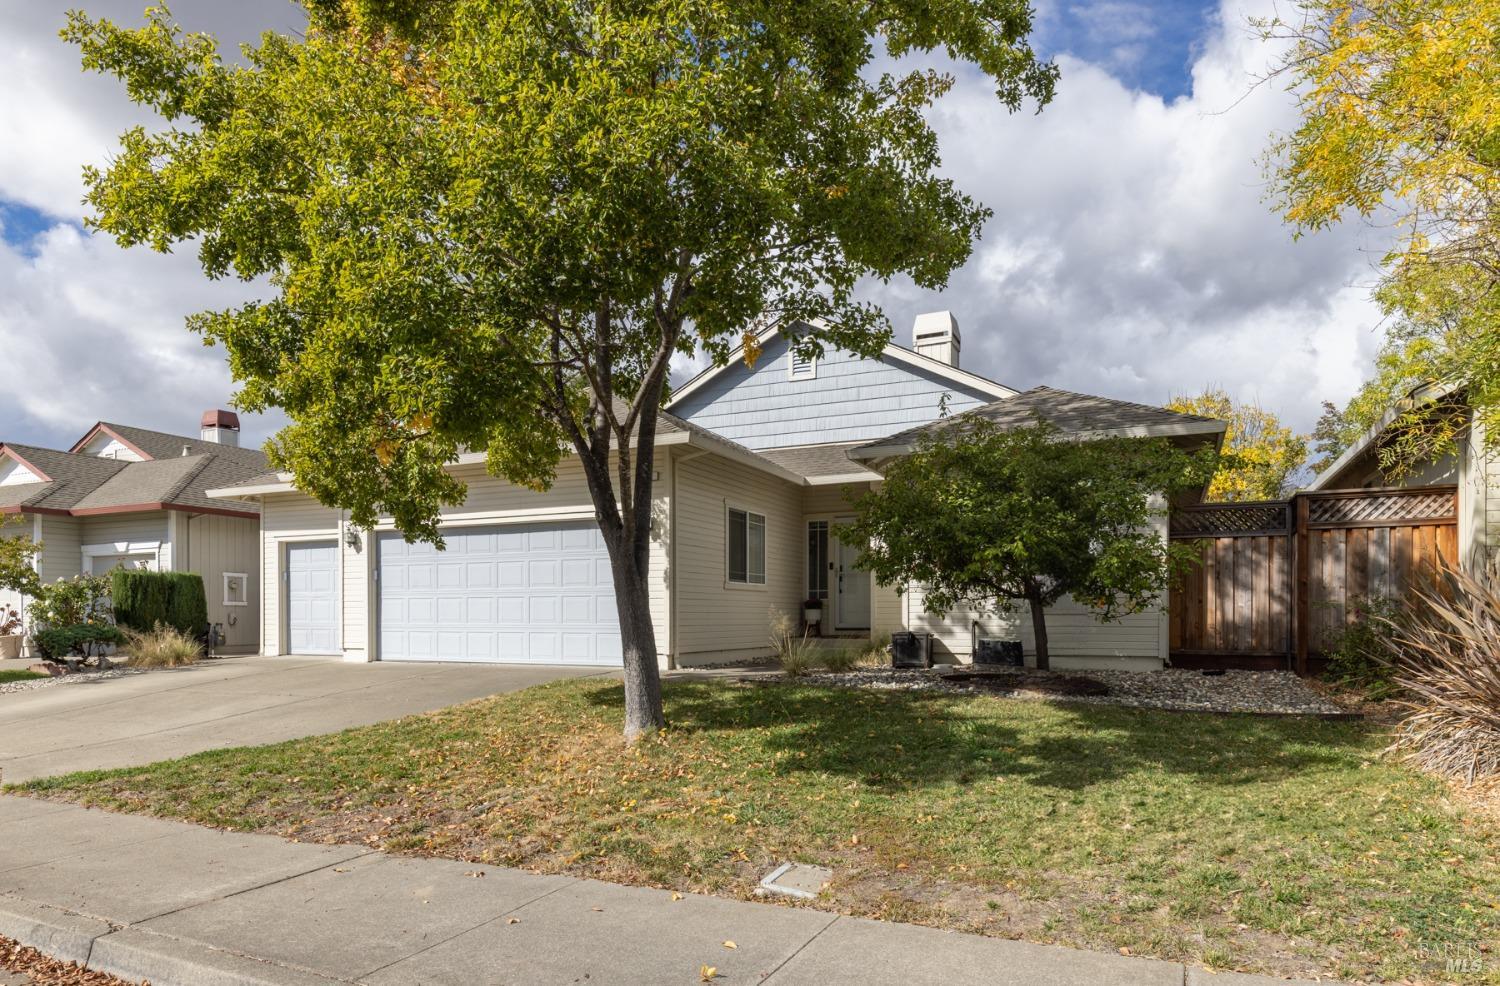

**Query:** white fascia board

left=805, top=471, right=882, bottom=486
left=682, top=432, right=806, bottom=485
left=205, top=432, right=697, bottom=500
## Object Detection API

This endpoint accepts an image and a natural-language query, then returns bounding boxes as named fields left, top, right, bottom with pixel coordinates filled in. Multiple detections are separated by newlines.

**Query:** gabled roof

left=0, top=424, right=270, bottom=519
left=70, top=421, right=269, bottom=470
left=665, top=320, right=1018, bottom=410
left=1307, top=379, right=1464, bottom=491
left=848, top=385, right=1226, bottom=461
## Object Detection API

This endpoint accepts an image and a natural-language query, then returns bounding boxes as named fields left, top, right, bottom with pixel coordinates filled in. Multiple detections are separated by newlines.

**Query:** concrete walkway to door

left=0, top=657, right=607, bottom=785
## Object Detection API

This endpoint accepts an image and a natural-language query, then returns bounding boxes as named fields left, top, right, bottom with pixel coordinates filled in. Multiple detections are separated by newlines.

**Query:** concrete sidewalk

left=0, top=796, right=1335, bottom=986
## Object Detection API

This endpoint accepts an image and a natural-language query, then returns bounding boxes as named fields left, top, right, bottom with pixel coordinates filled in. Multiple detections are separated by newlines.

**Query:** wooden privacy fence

left=1168, top=485, right=1457, bottom=673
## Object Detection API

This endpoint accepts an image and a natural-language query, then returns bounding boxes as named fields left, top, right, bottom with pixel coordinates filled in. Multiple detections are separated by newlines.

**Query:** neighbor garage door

left=285, top=541, right=340, bottom=655
left=376, top=522, right=622, bottom=665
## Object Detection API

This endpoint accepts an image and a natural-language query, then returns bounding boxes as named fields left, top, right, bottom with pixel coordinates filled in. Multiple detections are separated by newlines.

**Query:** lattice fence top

left=1171, top=502, right=1291, bottom=537
left=1305, top=487, right=1456, bottom=526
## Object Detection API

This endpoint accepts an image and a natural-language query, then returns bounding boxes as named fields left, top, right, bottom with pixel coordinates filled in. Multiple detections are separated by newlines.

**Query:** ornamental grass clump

left=124, top=624, right=202, bottom=668
left=1384, top=562, right=1500, bottom=783
left=769, top=609, right=820, bottom=677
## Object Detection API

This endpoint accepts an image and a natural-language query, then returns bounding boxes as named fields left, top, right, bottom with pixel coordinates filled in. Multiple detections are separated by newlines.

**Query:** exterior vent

left=789, top=348, right=817, bottom=380
left=200, top=409, right=241, bottom=447
left=912, top=311, right=961, bottom=368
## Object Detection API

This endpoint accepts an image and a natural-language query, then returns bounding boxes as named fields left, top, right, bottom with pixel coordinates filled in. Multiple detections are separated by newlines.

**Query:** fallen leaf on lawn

left=700, top=964, right=718, bottom=982
left=722, top=941, right=736, bottom=949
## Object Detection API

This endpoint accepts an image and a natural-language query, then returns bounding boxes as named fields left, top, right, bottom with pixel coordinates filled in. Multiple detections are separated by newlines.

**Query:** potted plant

left=0, top=604, right=22, bottom=659
left=802, top=597, right=823, bottom=635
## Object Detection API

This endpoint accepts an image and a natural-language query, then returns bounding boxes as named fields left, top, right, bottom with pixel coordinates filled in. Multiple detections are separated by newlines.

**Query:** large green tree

left=1264, top=0, right=1499, bottom=474
left=841, top=422, right=1213, bottom=670
left=67, top=0, right=1056, bottom=738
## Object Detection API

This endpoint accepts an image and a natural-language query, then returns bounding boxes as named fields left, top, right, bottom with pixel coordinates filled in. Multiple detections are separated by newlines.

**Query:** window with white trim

left=727, top=507, right=766, bottom=584
left=788, top=349, right=817, bottom=380
left=223, top=572, right=249, bottom=607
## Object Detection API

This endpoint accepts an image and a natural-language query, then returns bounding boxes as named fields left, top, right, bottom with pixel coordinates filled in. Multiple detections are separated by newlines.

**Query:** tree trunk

left=1028, top=594, right=1050, bottom=671
left=610, top=551, right=665, bottom=743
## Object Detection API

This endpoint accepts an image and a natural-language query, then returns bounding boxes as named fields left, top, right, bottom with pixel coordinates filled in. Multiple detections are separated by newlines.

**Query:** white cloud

left=864, top=0, right=1394, bottom=432
left=0, top=221, right=286, bottom=448
left=0, top=0, right=1388, bottom=449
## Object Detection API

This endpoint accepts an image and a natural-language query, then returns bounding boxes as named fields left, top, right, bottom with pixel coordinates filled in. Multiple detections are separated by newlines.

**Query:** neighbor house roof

left=847, top=386, right=1226, bottom=461
left=1306, top=379, right=1464, bottom=491
left=0, top=425, right=269, bottom=519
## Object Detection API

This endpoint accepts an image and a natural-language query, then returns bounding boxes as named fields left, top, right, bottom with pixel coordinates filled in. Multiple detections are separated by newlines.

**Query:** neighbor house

left=0, top=412, right=268, bottom=653
left=209, top=313, right=1225, bottom=669
left=1309, top=381, right=1493, bottom=572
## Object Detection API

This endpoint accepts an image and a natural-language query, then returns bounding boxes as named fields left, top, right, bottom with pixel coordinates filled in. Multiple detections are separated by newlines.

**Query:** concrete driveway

left=0, top=657, right=608, bottom=784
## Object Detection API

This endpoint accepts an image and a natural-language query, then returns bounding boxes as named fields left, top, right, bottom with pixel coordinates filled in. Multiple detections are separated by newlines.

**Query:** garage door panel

left=286, top=542, right=340, bottom=655
left=377, top=521, right=621, bottom=666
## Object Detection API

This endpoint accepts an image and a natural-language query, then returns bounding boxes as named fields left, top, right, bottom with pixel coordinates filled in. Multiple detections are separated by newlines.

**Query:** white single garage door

left=377, top=522, right=622, bottom=665
left=286, top=541, right=340, bottom=654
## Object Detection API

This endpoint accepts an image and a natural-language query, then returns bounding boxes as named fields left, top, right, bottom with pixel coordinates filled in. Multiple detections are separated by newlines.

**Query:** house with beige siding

left=211, top=313, right=1224, bottom=669
left=0, top=412, right=267, bottom=653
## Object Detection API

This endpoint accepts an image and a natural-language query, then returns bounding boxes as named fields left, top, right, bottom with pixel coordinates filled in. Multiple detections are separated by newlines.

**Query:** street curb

left=0, top=895, right=112, bottom=966
left=87, top=927, right=354, bottom=986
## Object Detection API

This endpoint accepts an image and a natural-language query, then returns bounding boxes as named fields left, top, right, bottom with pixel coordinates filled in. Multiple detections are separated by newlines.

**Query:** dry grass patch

left=14, top=678, right=1500, bottom=983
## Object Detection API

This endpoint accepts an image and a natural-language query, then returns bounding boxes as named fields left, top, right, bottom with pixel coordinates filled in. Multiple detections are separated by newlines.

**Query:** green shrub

left=1321, top=596, right=1408, bottom=700
left=34, top=623, right=126, bottom=663
left=111, top=570, right=207, bottom=636
left=123, top=623, right=203, bottom=668
left=28, top=575, right=112, bottom=629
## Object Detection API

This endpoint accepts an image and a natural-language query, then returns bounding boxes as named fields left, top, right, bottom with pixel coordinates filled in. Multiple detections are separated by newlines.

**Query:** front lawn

left=0, top=670, right=45, bottom=685
left=15, top=679, right=1499, bottom=982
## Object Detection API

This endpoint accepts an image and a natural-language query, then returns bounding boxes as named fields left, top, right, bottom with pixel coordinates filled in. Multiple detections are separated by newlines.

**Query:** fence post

left=1294, top=494, right=1310, bottom=676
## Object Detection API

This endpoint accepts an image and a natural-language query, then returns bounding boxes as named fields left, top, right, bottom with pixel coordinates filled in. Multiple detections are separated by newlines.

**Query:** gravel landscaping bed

left=0, top=667, right=144, bottom=696
left=772, top=665, right=1348, bottom=716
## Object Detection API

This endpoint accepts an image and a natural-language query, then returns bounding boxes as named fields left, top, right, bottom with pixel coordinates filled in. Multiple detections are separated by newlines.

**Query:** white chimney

left=913, top=311, right=961, bottom=367
left=200, top=409, right=241, bottom=447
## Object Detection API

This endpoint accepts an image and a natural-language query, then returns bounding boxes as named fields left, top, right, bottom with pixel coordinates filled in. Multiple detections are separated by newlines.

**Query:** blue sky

left=1038, top=0, right=1220, bottom=100
left=0, top=0, right=1387, bottom=454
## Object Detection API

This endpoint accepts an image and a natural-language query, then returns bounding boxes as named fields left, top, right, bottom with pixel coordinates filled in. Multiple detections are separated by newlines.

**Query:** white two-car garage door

left=376, top=522, right=622, bottom=666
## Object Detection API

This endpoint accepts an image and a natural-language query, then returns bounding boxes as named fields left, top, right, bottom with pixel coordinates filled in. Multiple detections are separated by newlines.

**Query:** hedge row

left=110, top=570, right=208, bottom=636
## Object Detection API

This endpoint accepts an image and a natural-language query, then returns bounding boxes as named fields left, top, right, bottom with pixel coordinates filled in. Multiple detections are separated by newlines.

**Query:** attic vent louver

left=789, top=348, right=816, bottom=380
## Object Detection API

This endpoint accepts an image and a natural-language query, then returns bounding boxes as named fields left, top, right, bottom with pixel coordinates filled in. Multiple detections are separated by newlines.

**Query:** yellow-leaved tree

left=1166, top=390, right=1307, bottom=501
left=1262, top=0, right=1500, bottom=473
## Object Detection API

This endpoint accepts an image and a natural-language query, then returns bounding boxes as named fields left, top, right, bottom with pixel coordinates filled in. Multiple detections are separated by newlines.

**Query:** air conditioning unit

left=974, top=638, right=1023, bottom=667
left=890, top=631, right=932, bottom=669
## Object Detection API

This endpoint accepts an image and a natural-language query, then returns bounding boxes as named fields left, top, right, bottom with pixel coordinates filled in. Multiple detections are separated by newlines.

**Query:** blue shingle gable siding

left=670, top=334, right=998, bottom=450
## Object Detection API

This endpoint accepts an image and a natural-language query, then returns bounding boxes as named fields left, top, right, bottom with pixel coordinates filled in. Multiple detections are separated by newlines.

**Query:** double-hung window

left=727, top=507, right=766, bottom=585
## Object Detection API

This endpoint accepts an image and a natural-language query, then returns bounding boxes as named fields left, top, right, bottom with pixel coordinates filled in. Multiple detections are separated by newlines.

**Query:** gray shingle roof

left=0, top=426, right=269, bottom=517
left=851, top=386, right=1225, bottom=458
left=756, top=443, right=881, bottom=481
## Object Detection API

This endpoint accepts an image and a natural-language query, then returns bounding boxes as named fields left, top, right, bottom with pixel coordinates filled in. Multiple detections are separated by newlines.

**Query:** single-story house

left=210, top=312, right=1225, bottom=670
left=1309, top=381, right=1491, bottom=572
left=0, top=412, right=268, bottom=653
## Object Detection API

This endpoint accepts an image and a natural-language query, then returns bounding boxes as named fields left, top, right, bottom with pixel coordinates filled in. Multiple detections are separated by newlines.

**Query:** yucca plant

left=1383, top=561, right=1500, bottom=783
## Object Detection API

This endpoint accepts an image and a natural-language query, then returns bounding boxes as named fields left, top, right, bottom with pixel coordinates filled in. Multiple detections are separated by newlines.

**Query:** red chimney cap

left=201, top=409, right=241, bottom=430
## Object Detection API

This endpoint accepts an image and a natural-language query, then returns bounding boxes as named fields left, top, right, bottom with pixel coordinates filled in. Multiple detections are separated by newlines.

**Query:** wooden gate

left=1169, top=486, right=1457, bottom=673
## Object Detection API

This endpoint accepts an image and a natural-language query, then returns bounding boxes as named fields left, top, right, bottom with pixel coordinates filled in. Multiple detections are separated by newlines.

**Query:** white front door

left=285, top=541, right=340, bottom=655
left=834, top=520, right=870, bottom=629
